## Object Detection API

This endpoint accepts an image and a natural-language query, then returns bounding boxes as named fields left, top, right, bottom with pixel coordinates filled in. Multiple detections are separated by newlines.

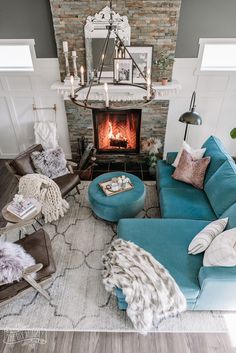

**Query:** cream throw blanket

left=102, top=239, right=186, bottom=334
left=19, top=174, right=69, bottom=223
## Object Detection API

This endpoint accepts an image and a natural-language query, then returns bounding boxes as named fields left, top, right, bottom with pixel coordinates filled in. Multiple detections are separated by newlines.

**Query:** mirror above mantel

left=84, top=6, right=131, bottom=82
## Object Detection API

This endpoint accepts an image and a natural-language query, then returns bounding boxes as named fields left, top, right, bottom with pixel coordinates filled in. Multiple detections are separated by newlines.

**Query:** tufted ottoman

left=88, top=172, right=146, bottom=222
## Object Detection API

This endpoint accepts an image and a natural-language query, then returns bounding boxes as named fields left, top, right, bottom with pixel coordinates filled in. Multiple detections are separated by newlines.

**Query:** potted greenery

left=230, top=128, right=236, bottom=139
left=142, top=137, right=162, bottom=176
left=154, top=52, right=174, bottom=86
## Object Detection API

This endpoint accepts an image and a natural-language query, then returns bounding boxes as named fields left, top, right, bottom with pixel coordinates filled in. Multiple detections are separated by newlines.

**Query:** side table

left=1, top=199, right=42, bottom=238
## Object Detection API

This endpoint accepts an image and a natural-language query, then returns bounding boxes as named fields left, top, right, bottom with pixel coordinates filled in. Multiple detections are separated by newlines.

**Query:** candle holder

left=64, top=51, right=71, bottom=83
left=72, top=52, right=79, bottom=81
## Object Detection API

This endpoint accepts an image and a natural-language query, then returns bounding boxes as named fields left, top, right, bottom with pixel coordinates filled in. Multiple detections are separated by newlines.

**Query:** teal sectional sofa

left=116, top=136, right=236, bottom=310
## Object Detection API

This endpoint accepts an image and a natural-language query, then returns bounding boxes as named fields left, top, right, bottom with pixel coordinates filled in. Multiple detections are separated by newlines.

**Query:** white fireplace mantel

left=51, top=80, right=181, bottom=101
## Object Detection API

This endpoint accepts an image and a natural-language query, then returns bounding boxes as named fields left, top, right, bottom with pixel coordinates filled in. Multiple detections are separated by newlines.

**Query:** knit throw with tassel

left=19, top=174, right=69, bottom=223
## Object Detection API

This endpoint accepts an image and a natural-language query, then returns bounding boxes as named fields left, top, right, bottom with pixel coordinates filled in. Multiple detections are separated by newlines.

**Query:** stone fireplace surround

left=49, top=0, right=182, bottom=160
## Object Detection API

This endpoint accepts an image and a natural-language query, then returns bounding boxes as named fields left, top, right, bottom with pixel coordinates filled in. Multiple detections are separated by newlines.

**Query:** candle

left=63, top=41, right=68, bottom=53
left=70, top=75, right=74, bottom=98
left=104, top=82, right=109, bottom=108
left=72, top=50, right=77, bottom=57
left=80, top=65, right=85, bottom=86
left=115, top=62, right=119, bottom=82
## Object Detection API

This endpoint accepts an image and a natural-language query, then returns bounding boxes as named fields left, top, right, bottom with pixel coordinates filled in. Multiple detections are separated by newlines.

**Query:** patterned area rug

left=0, top=181, right=234, bottom=332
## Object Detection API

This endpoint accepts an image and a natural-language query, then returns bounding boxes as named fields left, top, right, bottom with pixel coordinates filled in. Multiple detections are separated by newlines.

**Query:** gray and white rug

left=0, top=181, right=235, bottom=332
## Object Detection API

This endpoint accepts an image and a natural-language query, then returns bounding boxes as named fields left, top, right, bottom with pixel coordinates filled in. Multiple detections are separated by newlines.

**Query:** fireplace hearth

left=93, top=109, right=141, bottom=154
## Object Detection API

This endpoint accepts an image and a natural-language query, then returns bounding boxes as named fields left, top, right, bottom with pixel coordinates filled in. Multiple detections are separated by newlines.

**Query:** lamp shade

left=179, top=110, right=202, bottom=125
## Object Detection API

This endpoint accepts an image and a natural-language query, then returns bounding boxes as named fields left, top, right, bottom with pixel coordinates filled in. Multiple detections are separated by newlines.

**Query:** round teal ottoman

left=88, top=172, right=146, bottom=222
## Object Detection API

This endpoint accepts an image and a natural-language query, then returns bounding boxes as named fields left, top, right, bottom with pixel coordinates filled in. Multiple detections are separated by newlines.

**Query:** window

left=0, top=40, right=35, bottom=71
left=198, top=39, right=236, bottom=72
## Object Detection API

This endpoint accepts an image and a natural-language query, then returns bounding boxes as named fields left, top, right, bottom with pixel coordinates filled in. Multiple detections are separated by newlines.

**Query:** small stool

left=88, top=172, right=146, bottom=222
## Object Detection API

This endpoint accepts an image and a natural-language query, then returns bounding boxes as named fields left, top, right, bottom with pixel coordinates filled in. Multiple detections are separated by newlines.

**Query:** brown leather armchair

left=5, top=144, right=80, bottom=197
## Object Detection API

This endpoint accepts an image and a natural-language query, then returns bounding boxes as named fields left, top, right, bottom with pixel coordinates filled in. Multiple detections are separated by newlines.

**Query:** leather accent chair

left=0, top=228, right=56, bottom=305
left=5, top=144, right=80, bottom=197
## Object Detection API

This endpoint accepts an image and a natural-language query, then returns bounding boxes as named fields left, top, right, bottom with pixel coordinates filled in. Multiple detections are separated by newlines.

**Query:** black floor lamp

left=179, top=91, right=202, bottom=141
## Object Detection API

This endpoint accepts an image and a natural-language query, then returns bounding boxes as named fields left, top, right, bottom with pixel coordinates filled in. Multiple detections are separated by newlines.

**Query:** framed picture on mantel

left=113, top=58, right=133, bottom=84
left=125, top=46, right=153, bottom=84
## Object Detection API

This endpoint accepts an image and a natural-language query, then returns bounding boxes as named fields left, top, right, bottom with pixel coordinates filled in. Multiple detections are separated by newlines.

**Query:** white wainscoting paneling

left=164, top=58, right=236, bottom=157
left=0, top=59, right=71, bottom=158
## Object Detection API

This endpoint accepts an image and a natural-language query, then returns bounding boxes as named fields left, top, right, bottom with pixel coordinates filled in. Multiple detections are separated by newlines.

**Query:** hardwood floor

left=0, top=331, right=235, bottom=353
left=0, top=160, right=235, bottom=353
left=0, top=160, right=17, bottom=227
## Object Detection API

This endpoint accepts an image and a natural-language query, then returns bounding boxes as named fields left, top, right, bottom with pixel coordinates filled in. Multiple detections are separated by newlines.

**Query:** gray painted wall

left=0, top=0, right=236, bottom=59
left=0, top=0, right=57, bottom=58
left=175, top=0, right=236, bottom=58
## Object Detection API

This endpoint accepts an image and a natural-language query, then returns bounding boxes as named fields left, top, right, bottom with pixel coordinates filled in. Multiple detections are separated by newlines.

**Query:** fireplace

left=93, top=109, right=141, bottom=154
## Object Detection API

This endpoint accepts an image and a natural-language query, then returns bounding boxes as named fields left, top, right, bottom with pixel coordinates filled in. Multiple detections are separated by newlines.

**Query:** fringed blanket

left=102, top=239, right=186, bottom=334
left=19, top=174, right=69, bottom=223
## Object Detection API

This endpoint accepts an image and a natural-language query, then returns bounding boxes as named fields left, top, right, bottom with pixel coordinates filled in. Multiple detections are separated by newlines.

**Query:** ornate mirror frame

left=84, top=6, right=131, bottom=82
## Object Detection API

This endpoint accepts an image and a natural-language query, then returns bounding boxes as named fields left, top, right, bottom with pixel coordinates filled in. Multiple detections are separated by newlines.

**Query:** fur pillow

left=0, top=240, right=35, bottom=284
left=172, top=141, right=206, bottom=168
left=188, top=218, right=228, bottom=255
left=31, top=147, right=69, bottom=179
left=203, top=228, right=236, bottom=266
left=172, top=149, right=211, bottom=189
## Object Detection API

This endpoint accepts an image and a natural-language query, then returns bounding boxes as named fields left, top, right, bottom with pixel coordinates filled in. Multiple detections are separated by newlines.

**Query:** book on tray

left=7, top=199, right=37, bottom=219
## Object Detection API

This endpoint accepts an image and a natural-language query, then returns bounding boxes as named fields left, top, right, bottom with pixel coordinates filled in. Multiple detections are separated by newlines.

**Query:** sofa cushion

left=205, top=159, right=236, bottom=217
left=166, top=152, right=178, bottom=165
left=157, top=160, right=193, bottom=190
left=202, top=136, right=233, bottom=183
left=159, top=188, right=216, bottom=220
left=117, top=218, right=211, bottom=300
left=221, top=203, right=236, bottom=229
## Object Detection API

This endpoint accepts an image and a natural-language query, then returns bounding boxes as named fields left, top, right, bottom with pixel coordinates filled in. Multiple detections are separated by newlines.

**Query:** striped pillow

left=188, top=218, right=228, bottom=255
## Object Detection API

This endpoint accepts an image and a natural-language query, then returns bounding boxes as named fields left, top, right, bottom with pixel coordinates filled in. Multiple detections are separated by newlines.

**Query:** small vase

left=148, top=166, right=156, bottom=177
left=161, top=79, right=168, bottom=86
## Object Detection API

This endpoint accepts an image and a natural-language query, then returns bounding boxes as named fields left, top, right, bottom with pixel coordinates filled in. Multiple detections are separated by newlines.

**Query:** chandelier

left=68, top=1, right=155, bottom=111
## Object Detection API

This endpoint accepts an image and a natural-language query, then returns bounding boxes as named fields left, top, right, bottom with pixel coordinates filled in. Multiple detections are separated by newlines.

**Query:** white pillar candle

left=70, top=75, right=74, bottom=98
left=63, top=41, right=68, bottom=53
left=104, top=82, right=109, bottom=108
left=80, top=65, right=85, bottom=86
left=115, top=62, right=119, bottom=82
left=72, top=50, right=76, bottom=57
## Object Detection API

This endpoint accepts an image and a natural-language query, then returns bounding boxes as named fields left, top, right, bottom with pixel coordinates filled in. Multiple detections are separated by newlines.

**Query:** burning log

left=110, top=138, right=128, bottom=148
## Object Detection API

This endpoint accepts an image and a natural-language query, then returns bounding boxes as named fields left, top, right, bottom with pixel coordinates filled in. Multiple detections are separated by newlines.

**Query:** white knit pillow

left=172, top=141, right=206, bottom=168
left=203, top=228, right=236, bottom=266
left=188, top=218, right=228, bottom=255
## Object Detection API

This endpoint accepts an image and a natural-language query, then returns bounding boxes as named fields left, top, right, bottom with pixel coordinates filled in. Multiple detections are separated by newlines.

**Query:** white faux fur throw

left=19, top=174, right=69, bottom=223
left=102, top=239, right=186, bottom=333
left=0, top=240, right=35, bottom=284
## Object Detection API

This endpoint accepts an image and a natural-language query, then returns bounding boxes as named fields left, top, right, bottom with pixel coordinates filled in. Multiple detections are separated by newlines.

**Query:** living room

left=0, top=0, right=236, bottom=352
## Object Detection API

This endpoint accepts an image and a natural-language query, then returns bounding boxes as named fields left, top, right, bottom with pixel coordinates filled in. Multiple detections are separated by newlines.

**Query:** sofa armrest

left=199, top=266, right=236, bottom=286
left=166, top=152, right=177, bottom=165
left=195, top=266, right=236, bottom=310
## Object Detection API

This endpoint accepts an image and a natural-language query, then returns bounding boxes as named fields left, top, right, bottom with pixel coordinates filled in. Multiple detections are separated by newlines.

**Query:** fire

left=108, top=121, right=128, bottom=148
left=108, top=121, right=127, bottom=142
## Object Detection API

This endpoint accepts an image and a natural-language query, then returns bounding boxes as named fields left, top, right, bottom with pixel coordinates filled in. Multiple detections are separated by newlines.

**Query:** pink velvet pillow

left=172, top=149, right=211, bottom=189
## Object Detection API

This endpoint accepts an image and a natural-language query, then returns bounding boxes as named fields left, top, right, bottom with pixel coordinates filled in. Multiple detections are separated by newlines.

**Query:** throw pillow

left=31, top=147, right=69, bottom=179
left=172, top=150, right=211, bottom=189
left=203, top=228, right=236, bottom=266
left=172, top=141, right=206, bottom=168
left=188, top=218, right=228, bottom=255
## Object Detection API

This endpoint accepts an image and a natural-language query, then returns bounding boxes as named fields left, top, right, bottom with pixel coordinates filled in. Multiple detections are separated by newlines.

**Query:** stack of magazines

left=7, top=199, right=37, bottom=219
